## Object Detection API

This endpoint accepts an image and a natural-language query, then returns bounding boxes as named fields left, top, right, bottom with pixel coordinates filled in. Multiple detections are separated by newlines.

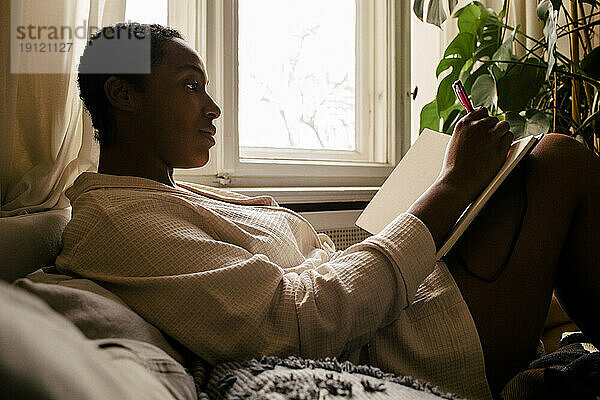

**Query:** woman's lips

left=199, top=127, right=216, bottom=136
left=199, top=130, right=216, bottom=146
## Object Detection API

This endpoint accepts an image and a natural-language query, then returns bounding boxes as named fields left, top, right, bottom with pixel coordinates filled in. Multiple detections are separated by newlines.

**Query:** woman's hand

left=438, top=107, right=513, bottom=202
left=408, top=107, right=513, bottom=250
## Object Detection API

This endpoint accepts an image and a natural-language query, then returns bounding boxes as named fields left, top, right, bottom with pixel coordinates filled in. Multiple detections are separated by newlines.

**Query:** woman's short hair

left=77, top=23, right=182, bottom=148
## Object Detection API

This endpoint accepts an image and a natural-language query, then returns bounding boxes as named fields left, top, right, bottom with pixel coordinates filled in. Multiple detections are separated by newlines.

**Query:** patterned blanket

left=196, top=356, right=464, bottom=400
left=199, top=334, right=600, bottom=400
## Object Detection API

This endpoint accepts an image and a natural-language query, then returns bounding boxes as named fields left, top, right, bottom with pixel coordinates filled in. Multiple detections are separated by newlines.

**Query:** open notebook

left=356, top=129, right=542, bottom=259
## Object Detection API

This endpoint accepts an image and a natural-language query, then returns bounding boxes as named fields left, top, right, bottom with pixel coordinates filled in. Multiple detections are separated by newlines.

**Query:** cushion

left=14, top=268, right=189, bottom=365
left=0, top=280, right=195, bottom=400
left=0, top=208, right=71, bottom=282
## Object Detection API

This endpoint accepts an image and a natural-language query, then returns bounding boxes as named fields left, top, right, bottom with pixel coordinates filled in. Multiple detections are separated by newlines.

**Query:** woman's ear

left=104, top=76, right=138, bottom=112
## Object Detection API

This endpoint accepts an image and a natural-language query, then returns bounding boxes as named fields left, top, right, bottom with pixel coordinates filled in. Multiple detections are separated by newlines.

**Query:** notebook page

left=355, top=129, right=450, bottom=235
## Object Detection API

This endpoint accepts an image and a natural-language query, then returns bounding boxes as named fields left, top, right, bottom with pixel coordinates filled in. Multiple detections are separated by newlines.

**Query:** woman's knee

left=530, top=134, right=587, bottom=166
left=534, top=133, right=599, bottom=167
left=526, top=133, right=597, bottom=196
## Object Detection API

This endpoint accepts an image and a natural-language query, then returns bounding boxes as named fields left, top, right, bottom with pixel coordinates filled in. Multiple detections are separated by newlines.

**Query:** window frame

left=170, top=0, right=412, bottom=189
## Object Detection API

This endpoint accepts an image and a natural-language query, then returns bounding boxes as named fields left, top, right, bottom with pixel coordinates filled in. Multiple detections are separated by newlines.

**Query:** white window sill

left=231, top=186, right=379, bottom=205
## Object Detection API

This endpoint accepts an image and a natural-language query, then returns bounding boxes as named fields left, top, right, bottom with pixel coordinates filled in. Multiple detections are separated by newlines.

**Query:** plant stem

left=556, top=10, right=600, bottom=31
left=555, top=51, right=580, bottom=70
left=578, top=1, right=594, bottom=53
left=570, top=0, right=581, bottom=127
left=573, top=108, right=600, bottom=135
left=500, top=0, right=510, bottom=44
left=554, top=47, right=597, bottom=88
left=475, top=58, right=600, bottom=88
left=474, top=59, right=537, bottom=68
left=520, top=41, right=571, bottom=68
left=557, top=20, right=600, bottom=41
left=496, top=22, right=545, bottom=46
left=577, top=2, right=598, bottom=137
left=554, top=71, right=558, bottom=132
left=513, top=37, right=546, bottom=63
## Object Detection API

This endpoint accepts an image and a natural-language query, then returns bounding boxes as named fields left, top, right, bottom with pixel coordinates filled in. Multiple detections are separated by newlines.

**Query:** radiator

left=299, top=210, right=371, bottom=251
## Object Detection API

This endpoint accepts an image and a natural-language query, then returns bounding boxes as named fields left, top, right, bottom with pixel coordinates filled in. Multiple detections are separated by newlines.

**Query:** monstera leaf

left=416, top=0, right=600, bottom=152
left=435, top=34, right=475, bottom=112
left=419, top=99, right=464, bottom=134
left=471, top=74, right=497, bottom=109
left=497, top=58, right=546, bottom=112
left=581, top=46, right=600, bottom=80
left=456, top=2, right=482, bottom=34
left=429, top=2, right=493, bottom=117
left=491, top=26, right=517, bottom=79
left=505, top=110, right=551, bottom=139
left=474, top=13, right=501, bottom=60
left=420, top=100, right=441, bottom=133
left=414, top=0, right=459, bottom=27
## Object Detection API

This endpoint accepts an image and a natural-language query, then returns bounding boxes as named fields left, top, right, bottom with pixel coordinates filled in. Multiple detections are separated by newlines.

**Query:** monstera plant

left=415, top=0, right=600, bottom=155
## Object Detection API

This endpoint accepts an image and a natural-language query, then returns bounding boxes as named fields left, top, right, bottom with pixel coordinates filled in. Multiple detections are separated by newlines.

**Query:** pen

left=452, top=80, right=474, bottom=113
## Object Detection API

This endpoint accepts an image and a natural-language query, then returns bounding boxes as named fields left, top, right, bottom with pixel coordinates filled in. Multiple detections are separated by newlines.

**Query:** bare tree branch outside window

left=238, top=0, right=356, bottom=151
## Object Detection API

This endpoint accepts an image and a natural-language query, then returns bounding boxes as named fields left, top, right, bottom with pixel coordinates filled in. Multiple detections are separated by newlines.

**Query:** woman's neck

left=97, top=145, right=175, bottom=187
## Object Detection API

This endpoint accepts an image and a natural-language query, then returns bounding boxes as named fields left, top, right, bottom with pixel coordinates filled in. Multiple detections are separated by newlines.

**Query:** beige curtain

left=0, top=0, right=126, bottom=217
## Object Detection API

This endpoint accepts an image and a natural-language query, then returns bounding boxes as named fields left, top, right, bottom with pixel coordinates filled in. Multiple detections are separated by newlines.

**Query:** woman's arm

left=409, top=107, right=513, bottom=250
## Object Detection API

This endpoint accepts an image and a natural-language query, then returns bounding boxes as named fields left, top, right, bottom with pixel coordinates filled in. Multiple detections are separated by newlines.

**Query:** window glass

left=238, top=0, right=356, bottom=151
left=125, top=0, right=168, bottom=25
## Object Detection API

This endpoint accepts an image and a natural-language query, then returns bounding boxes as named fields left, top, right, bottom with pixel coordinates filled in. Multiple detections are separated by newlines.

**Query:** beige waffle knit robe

left=56, top=172, right=492, bottom=399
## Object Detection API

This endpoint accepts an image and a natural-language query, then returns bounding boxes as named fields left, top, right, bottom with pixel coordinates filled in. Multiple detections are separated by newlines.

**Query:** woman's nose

left=205, top=94, right=221, bottom=119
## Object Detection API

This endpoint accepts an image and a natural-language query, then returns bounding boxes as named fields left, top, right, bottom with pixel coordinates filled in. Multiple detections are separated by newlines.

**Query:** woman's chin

left=175, top=156, right=210, bottom=169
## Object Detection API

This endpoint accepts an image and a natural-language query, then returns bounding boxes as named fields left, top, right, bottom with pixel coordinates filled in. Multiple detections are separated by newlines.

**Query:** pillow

left=0, top=208, right=70, bottom=282
left=0, top=280, right=194, bottom=400
left=14, top=268, right=189, bottom=365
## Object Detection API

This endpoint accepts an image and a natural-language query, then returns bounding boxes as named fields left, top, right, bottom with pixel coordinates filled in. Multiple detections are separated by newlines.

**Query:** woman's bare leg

left=444, top=133, right=600, bottom=396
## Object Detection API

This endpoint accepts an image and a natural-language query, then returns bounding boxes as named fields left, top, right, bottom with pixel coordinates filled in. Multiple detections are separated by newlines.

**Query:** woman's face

left=137, top=38, right=221, bottom=169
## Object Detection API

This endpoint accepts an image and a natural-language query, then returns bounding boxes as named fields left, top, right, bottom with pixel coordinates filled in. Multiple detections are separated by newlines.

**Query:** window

left=125, top=0, right=167, bottom=25
left=238, top=1, right=357, bottom=159
left=123, top=0, right=412, bottom=189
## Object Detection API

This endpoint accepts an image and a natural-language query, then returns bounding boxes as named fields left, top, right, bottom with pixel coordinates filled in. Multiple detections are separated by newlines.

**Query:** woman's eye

left=185, top=81, right=199, bottom=91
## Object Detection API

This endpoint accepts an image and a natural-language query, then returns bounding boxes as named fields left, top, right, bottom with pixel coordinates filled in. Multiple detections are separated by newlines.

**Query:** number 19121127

left=19, top=42, right=73, bottom=52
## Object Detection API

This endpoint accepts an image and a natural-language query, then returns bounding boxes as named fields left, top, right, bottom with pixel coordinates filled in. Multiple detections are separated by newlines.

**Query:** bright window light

left=125, top=0, right=168, bottom=25
left=238, top=0, right=356, bottom=151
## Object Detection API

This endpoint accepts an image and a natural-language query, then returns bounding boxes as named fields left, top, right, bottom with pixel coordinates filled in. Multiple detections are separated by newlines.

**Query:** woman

left=60, top=23, right=600, bottom=399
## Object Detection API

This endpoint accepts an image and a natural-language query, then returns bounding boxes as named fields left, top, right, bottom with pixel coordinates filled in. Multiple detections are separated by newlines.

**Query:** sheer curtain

left=0, top=0, right=125, bottom=217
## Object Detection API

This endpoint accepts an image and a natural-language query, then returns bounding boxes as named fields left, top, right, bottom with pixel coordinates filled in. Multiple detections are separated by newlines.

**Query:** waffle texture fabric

left=56, top=172, right=492, bottom=399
